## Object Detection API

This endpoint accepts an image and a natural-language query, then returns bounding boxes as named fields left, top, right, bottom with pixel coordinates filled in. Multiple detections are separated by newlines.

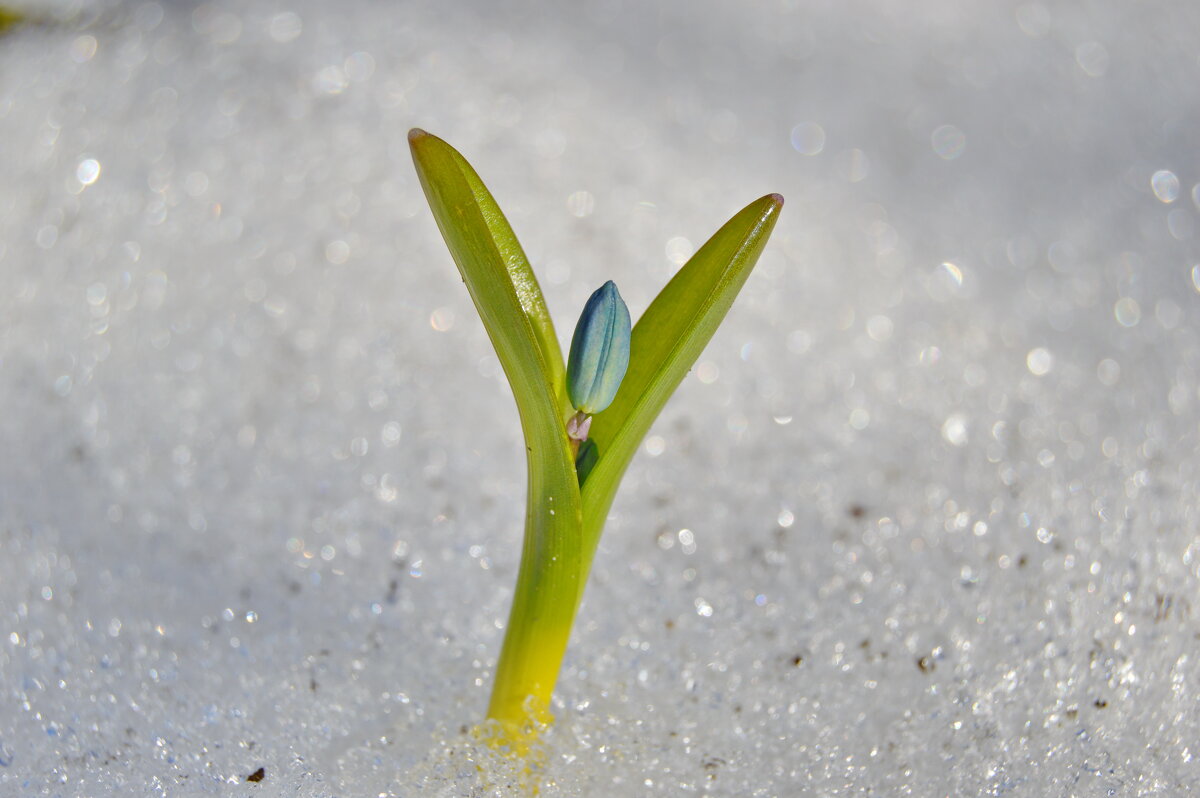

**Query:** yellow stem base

left=471, top=701, right=553, bottom=795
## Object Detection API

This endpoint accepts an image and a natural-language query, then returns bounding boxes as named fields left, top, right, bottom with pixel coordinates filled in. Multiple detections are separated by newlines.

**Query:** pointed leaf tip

left=408, top=128, right=429, bottom=142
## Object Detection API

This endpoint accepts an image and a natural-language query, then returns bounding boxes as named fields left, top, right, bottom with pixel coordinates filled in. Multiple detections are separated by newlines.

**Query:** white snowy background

left=1, top=0, right=1198, bottom=795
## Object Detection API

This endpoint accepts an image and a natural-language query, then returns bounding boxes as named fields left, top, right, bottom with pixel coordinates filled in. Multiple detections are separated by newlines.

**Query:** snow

left=1, top=0, right=1198, bottom=794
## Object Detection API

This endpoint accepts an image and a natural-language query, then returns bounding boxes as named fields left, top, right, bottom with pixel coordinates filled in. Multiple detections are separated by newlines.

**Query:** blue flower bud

left=566, top=281, right=631, bottom=415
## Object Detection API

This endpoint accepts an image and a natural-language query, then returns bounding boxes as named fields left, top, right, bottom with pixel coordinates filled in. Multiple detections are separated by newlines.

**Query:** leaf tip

left=767, top=193, right=785, bottom=207
left=408, top=128, right=430, bottom=142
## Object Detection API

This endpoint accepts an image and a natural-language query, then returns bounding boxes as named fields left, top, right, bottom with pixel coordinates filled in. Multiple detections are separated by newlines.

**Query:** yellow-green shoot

left=0, top=6, right=24, bottom=34
left=408, top=129, right=782, bottom=754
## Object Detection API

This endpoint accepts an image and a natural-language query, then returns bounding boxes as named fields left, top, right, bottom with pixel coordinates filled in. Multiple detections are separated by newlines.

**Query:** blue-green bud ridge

left=566, top=281, right=631, bottom=415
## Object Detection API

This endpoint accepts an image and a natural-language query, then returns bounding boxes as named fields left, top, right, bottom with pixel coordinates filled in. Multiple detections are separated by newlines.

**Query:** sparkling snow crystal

left=2, top=1, right=1198, bottom=795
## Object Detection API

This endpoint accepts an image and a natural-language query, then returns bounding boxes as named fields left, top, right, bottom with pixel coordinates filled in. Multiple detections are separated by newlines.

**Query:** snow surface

left=2, top=0, right=1199, bottom=795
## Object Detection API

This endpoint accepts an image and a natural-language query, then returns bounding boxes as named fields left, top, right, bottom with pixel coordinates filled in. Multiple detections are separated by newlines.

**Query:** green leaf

left=409, top=130, right=582, bottom=726
left=409, top=130, right=570, bottom=416
left=580, top=194, right=784, bottom=580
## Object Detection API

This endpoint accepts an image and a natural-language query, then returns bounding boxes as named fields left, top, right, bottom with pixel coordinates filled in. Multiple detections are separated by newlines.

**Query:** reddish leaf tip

left=408, top=128, right=429, bottom=142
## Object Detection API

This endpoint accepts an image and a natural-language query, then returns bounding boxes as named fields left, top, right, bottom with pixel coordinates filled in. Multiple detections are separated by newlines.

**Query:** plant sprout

left=408, top=129, right=782, bottom=755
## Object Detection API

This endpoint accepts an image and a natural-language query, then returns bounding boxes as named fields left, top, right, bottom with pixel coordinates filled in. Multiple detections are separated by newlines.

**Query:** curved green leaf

left=409, top=130, right=569, bottom=414
left=580, top=194, right=784, bottom=583
left=409, top=130, right=582, bottom=727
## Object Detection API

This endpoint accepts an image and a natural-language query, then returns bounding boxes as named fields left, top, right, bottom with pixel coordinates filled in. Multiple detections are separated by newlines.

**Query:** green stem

left=485, top=432, right=584, bottom=747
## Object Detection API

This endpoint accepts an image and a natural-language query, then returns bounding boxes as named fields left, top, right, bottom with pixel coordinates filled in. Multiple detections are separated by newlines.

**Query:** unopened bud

left=566, top=281, right=631, bottom=415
